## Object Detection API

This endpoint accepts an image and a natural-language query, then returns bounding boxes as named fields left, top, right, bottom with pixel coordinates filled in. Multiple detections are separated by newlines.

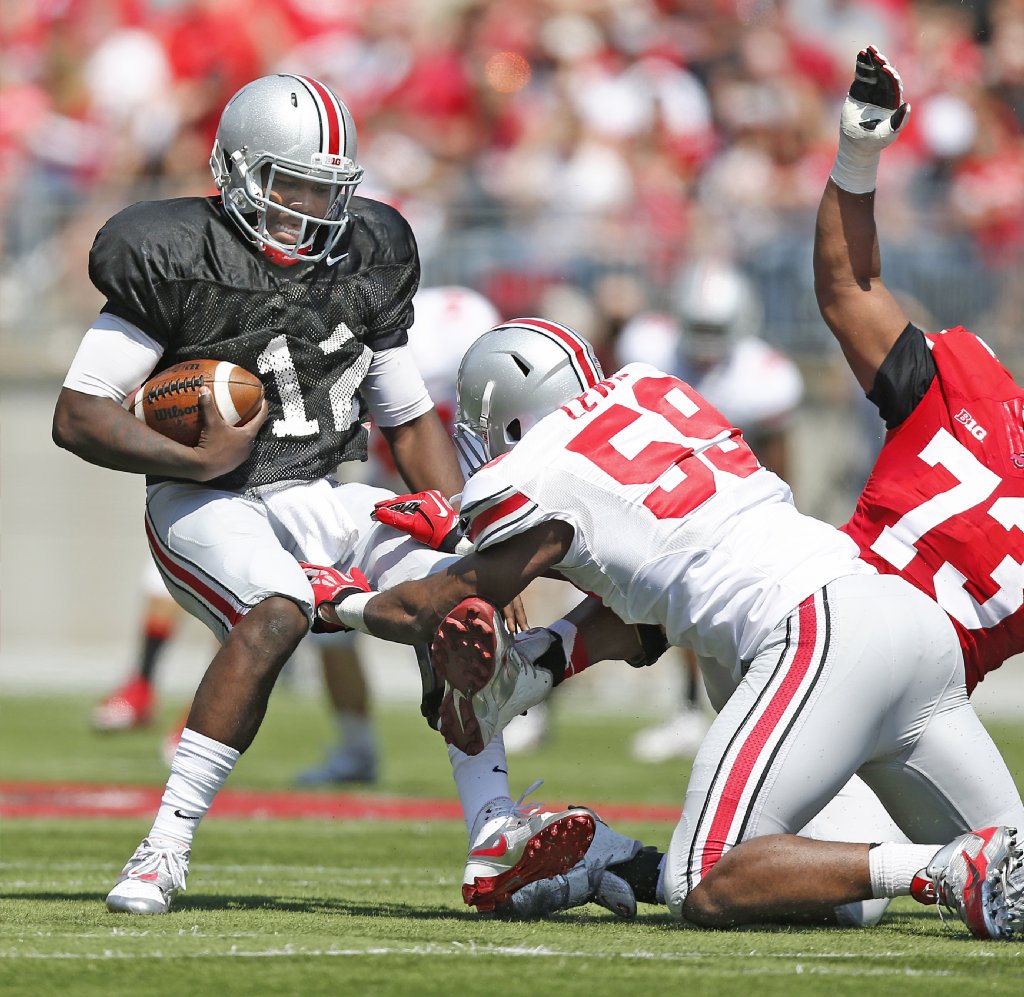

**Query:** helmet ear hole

left=507, top=419, right=522, bottom=442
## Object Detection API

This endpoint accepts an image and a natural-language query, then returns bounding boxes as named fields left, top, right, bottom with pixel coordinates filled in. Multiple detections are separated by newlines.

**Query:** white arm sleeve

left=361, top=345, right=434, bottom=428
left=63, top=313, right=164, bottom=404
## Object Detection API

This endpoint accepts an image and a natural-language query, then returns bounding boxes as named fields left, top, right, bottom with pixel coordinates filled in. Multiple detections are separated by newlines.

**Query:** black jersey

left=88, top=195, right=420, bottom=491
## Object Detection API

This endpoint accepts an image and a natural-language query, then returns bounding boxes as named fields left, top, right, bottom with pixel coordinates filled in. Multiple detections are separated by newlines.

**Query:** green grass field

left=2, top=691, right=1023, bottom=996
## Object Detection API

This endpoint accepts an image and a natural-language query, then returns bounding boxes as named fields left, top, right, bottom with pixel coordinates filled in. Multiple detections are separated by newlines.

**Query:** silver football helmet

left=210, top=74, right=363, bottom=265
left=673, top=259, right=763, bottom=368
left=454, top=318, right=604, bottom=467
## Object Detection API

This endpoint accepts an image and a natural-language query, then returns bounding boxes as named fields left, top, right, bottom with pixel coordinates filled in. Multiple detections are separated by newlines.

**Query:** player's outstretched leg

left=913, top=826, right=1024, bottom=940
left=106, top=837, right=190, bottom=914
left=432, top=597, right=553, bottom=755
left=463, top=782, right=595, bottom=912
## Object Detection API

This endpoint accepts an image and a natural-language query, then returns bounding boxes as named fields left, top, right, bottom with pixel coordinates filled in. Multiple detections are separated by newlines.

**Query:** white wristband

left=830, top=130, right=879, bottom=194
left=334, top=592, right=375, bottom=633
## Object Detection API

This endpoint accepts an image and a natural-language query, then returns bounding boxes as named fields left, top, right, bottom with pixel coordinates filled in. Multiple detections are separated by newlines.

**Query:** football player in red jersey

left=815, top=45, right=1024, bottom=689
left=796, top=43, right=1024, bottom=928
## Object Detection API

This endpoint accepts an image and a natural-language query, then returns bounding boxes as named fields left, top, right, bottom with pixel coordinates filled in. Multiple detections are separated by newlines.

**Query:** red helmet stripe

left=512, top=317, right=603, bottom=388
left=298, top=75, right=342, bottom=156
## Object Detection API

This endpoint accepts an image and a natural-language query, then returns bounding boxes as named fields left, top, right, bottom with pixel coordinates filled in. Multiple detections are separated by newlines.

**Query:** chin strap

left=261, top=244, right=307, bottom=267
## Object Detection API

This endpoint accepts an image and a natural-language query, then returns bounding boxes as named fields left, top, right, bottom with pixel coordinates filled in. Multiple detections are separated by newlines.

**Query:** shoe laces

left=130, top=838, right=189, bottom=892
left=510, top=779, right=546, bottom=819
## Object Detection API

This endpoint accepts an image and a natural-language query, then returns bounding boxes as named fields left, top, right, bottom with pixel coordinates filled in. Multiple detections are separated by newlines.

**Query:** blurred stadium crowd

left=2, top=0, right=1023, bottom=376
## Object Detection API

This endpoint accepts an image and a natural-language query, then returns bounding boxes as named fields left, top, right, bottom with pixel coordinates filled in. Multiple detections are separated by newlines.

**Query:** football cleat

left=463, top=783, right=595, bottom=912
left=106, top=837, right=190, bottom=914
left=433, top=597, right=553, bottom=755
left=501, top=809, right=644, bottom=919
left=92, top=677, right=154, bottom=731
left=295, top=744, right=378, bottom=786
left=914, top=826, right=1023, bottom=940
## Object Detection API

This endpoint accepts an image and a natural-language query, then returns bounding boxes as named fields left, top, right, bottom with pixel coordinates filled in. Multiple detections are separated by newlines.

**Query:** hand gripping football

left=125, top=360, right=264, bottom=446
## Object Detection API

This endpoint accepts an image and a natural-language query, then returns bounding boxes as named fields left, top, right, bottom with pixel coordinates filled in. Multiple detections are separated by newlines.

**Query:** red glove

left=300, top=562, right=372, bottom=633
left=371, top=490, right=463, bottom=553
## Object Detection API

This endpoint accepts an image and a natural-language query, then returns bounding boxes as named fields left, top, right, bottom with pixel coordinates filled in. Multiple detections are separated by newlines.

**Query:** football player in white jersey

left=617, top=259, right=804, bottom=762
left=310, top=317, right=1024, bottom=939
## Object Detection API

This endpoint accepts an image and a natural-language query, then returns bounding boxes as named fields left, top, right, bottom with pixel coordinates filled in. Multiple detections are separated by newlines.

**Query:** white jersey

left=461, top=363, right=868, bottom=687
left=615, top=313, right=803, bottom=439
left=406, top=286, right=501, bottom=408
left=693, top=337, right=803, bottom=436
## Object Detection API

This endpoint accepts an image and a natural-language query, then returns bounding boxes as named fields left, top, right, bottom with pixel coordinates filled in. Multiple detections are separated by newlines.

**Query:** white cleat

left=462, top=783, right=595, bottom=912
left=106, top=837, right=190, bottom=914
left=912, top=825, right=1023, bottom=940
left=502, top=809, right=644, bottom=919
left=295, top=744, right=378, bottom=785
left=432, top=598, right=553, bottom=755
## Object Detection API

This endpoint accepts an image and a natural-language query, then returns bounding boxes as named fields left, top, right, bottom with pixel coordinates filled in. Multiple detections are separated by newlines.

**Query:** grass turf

left=1, top=692, right=1023, bottom=995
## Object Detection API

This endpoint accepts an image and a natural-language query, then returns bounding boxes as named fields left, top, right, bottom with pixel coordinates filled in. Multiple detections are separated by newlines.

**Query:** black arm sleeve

left=865, top=323, right=937, bottom=429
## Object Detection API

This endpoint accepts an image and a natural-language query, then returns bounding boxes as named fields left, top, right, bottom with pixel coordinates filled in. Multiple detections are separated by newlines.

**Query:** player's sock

left=868, top=842, right=941, bottom=898
left=542, top=620, right=591, bottom=685
left=336, top=709, right=375, bottom=756
left=138, top=616, right=175, bottom=683
left=149, top=728, right=239, bottom=846
left=448, top=736, right=512, bottom=842
left=609, top=847, right=665, bottom=905
left=683, top=662, right=700, bottom=710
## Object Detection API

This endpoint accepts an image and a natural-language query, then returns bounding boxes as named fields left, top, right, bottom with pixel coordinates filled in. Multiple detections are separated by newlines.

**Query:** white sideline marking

left=0, top=945, right=962, bottom=975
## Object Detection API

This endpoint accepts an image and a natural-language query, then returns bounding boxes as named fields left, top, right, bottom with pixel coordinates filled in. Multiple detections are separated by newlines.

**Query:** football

left=125, top=360, right=264, bottom=446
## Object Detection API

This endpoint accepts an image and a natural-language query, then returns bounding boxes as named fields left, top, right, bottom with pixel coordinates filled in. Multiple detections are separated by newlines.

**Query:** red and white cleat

left=914, top=825, right=1024, bottom=940
left=463, top=783, right=595, bottom=912
left=92, top=677, right=154, bottom=731
left=433, top=598, right=553, bottom=756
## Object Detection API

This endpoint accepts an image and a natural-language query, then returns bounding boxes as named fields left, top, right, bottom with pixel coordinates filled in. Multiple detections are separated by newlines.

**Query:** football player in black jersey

left=53, top=74, right=470, bottom=915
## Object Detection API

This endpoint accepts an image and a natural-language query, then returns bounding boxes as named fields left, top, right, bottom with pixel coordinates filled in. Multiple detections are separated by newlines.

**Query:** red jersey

left=841, top=326, right=1024, bottom=691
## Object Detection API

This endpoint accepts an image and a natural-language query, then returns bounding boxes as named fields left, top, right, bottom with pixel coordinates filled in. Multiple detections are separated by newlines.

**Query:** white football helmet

left=210, top=74, right=363, bottom=265
left=454, top=318, right=604, bottom=467
left=673, top=259, right=763, bottom=368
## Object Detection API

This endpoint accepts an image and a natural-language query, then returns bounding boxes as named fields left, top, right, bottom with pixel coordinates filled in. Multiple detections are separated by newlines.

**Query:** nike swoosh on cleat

left=962, top=852, right=981, bottom=893
left=135, top=872, right=160, bottom=881
left=470, top=836, right=510, bottom=858
left=174, top=809, right=200, bottom=820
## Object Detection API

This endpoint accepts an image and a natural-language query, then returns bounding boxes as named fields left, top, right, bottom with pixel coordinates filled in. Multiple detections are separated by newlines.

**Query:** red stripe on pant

left=145, top=517, right=244, bottom=629
left=700, top=594, right=820, bottom=875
